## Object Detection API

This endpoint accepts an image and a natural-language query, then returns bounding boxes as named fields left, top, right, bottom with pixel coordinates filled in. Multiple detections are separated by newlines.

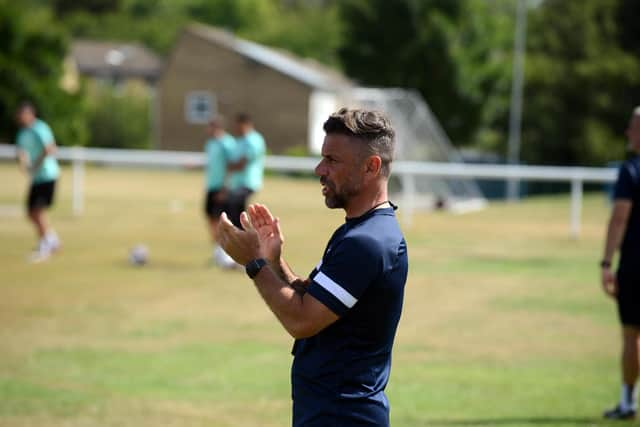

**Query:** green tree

left=61, top=0, right=189, bottom=54
left=522, top=0, right=640, bottom=166
left=187, top=0, right=342, bottom=66
left=86, top=86, right=150, bottom=149
left=52, top=0, right=121, bottom=16
left=58, top=0, right=342, bottom=63
left=0, top=1, right=88, bottom=145
left=452, top=0, right=515, bottom=154
left=338, top=0, right=475, bottom=142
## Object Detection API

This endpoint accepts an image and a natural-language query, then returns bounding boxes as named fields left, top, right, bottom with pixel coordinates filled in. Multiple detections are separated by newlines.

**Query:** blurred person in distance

left=15, top=102, right=61, bottom=263
left=601, top=106, right=640, bottom=420
left=203, top=115, right=236, bottom=268
left=226, top=112, right=266, bottom=230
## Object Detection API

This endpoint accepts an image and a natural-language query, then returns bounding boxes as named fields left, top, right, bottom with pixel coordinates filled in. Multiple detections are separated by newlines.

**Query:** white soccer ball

left=128, top=244, right=149, bottom=266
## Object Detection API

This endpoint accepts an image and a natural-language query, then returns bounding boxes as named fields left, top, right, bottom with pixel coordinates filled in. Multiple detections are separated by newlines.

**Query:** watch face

left=246, top=259, right=266, bottom=278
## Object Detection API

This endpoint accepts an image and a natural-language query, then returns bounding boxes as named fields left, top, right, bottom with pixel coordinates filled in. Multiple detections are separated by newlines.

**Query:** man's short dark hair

left=17, top=101, right=36, bottom=114
left=209, top=115, right=225, bottom=128
left=236, top=113, right=252, bottom=124
left=323, top=108, right=396, bottom=177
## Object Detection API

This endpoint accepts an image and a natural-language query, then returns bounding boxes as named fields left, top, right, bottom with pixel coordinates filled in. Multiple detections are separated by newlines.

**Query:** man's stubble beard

left=321, top=176, right=362, bottom=209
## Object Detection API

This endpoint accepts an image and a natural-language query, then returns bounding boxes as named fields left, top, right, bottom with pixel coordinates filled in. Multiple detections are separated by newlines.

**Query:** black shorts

left=616, top=269, right=640, bottom=326
left=27, top=180, right=56, bottom=211
left=204, top=189, right=226, bottom=218
left=227, top=187, right=254, bottom=228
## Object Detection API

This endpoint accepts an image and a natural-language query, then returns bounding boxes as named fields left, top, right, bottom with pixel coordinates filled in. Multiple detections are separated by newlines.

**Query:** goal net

left=342, top=88, right=487, bottom=214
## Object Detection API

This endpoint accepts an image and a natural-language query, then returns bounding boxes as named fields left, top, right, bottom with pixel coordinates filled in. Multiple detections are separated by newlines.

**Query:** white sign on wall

left=185, top=91, right=216, bottom=124
left=308, top=91, right=338, bottom=154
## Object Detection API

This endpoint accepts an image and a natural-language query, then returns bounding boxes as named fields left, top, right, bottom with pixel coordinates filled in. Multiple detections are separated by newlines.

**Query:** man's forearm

left=271, top=258, right=308, bottom=294
left=17, top=155, right=29, bottom=174
left=31, top=143, right=55, bottom=172
left=274, top=258, right=298, bottom=283
left=252, top=265, right=307, bottom=336
left=31, top=151, right=47, bottom=172
left=603, top=217, right=626, bottom=263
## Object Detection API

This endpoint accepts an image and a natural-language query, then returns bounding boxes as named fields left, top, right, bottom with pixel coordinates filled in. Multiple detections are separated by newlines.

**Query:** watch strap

left=246, top=258, right=267, bottom=279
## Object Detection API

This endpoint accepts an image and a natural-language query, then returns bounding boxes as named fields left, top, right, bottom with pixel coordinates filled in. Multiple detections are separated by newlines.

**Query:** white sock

left=45, top=230, right=59, bottom=245
left=220, top=248, right=234, bottom=263
left=37, top=238, right=50, bottom=253
left=219, top=248, right=237, bottom=268
left=620, top=384, right=638, bottom=411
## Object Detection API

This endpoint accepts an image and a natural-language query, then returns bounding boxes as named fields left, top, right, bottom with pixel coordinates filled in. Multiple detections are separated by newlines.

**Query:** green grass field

left=0, top=163, right=632, bottom=426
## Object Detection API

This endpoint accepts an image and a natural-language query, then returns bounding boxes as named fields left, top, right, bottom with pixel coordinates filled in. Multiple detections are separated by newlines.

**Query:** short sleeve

left=245, top=134, right=265, bottom=161
left=244, top=139, right=258, bottom=161
left=307, top=236, right=381, bottom=316
left=613, top=164, right=637, bottom=200
left=223, top=137, right=237, bottom=160
left=34, top=122, right=55, bottom=146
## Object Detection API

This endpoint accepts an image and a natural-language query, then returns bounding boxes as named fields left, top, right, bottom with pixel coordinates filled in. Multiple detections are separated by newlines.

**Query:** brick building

left=157, top=23, right=353, bottom=153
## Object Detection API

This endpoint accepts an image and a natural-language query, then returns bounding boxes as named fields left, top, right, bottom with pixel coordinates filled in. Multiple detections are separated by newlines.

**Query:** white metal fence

left=0, top=144, right=617, bottom=237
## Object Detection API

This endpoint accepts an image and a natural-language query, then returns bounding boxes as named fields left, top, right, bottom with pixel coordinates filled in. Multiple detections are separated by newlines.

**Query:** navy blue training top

left=291, top=206, right=408, bottom=427
left=614, top=155, right=640, bottom=271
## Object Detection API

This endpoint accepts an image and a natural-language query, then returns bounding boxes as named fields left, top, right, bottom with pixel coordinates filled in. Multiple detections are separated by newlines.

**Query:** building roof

left=185, top=23, right=353, bottom=91
left=71, top=40, right=162, bottom=80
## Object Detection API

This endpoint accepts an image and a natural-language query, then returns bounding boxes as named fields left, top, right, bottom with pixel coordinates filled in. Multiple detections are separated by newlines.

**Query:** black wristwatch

left=245, top=258, right=267, bottom=279
left=600, top=260, right=612, bottom=269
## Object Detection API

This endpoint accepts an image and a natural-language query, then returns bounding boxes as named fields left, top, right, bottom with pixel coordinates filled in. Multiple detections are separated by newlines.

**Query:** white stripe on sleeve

left=314, top=271, right=357, bottom=308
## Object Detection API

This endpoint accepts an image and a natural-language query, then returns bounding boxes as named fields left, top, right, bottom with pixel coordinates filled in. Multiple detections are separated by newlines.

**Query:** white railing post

left=0, top=144, right=621, bottom=232
left=401, top=172, right=416, bottom=227
left=72, top=146, right=84, bottom=216
left=570, top=177, right=583, bottom=239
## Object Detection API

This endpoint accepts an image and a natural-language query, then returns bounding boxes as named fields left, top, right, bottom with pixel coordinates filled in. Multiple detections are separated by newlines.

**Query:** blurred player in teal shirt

left=203, top=116, right=237, bottom=267
left=227, top=113, right=266, bottom=228
left=15, top=102, right=61, bottom=262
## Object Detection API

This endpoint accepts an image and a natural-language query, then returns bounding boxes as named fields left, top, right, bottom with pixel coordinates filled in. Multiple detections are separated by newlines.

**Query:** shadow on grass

left=423, top=417, right=601, bottom=426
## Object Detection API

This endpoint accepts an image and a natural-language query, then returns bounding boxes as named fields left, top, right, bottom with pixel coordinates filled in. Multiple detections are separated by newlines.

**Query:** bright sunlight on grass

left=0, top=163, right=623, bottom=427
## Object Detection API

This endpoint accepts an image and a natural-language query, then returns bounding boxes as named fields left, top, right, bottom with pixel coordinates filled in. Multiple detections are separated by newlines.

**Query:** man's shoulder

left=353, top=210, right=402, bottom=236
left=621, top=157, right=640, bottom=184
left=629, top=156, right=640, bottom=171
left=32, top=119, right=54, bottom=143
left=33, top=119, right=52, bottom=132
left=208, top=134, right=236, bottom=148
left=205, top=138, right=219, bottom=151
left=248, top=131, right=265, bottom=145
left=341, top=216, right=403, bottom=254
left=219, top=132, right=234, bottom=142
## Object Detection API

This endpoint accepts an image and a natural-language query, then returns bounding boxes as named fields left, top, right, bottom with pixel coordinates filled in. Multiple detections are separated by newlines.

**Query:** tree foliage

left=52, top=0, right=121, bottom=16
left=452, top=0, right=515, bottom=153
left=86, top=85, right=150, bottom=149
left=59, top=0, right=342, bottom=64
left=0, top=0, right=87, bottom=145
left=4, top=0, right=640, bottom=165
left=523, top=0, right=640, bottom=165
left=338, top=0, right=470, bottom=142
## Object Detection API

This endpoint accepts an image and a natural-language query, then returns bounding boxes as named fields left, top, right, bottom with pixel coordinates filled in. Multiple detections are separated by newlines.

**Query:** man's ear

left=364, top=155, right=382, bottom=178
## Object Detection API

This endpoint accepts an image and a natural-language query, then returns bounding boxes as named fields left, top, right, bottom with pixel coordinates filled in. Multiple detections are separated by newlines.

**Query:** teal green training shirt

left=229, top=130, right=266, bottom=192
left=15, top=119, right=60, bottom=184
left=205, top=133, right=235, bottom=191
